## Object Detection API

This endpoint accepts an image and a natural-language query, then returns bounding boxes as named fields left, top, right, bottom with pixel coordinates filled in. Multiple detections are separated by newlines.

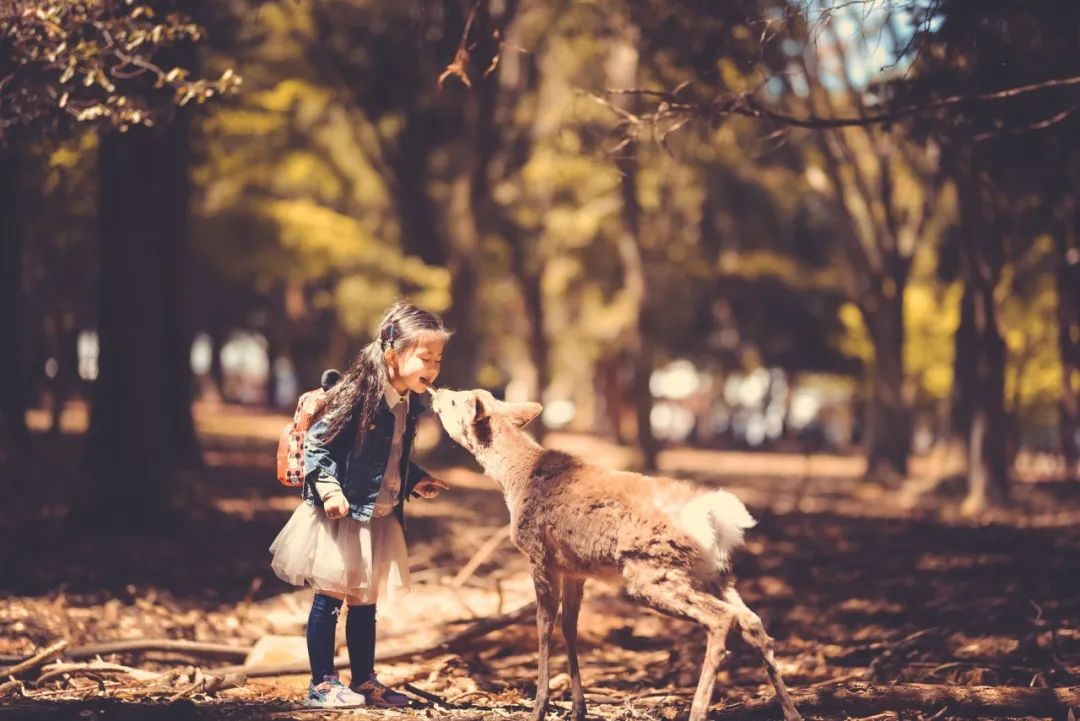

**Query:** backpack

left=276, top=369, right=341, bottom=487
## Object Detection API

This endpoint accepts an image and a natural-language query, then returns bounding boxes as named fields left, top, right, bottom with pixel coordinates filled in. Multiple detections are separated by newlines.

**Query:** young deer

left=429, top=387, right=802, bottom=721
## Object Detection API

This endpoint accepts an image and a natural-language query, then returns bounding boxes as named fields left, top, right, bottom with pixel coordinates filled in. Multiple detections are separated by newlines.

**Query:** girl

left=270, top=301, right=451, bottom=709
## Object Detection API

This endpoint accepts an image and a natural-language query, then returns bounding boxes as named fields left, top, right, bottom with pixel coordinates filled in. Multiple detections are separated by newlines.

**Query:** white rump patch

left=676, top=490, right=756, bottom=569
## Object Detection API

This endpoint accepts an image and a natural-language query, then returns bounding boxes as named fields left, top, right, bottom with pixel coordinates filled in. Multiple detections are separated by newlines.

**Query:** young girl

left=270, top=301, right=451, bottom=709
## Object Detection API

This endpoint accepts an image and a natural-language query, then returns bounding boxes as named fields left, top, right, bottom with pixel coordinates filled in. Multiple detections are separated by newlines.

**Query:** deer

left=427, top=386, right=803, bottom=721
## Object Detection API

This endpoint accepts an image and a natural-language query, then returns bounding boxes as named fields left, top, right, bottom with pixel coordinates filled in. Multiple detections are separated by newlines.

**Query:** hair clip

left=381, top=323, right=395, bottom=346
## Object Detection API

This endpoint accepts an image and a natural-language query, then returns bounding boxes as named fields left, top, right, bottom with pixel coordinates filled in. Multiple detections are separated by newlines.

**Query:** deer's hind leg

left=722, top=587, right=802, bottom=721
left=622, top=562, right=736, bottom=721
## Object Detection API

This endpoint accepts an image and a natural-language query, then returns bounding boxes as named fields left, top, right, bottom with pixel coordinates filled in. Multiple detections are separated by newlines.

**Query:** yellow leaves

left=261, top=198, right=449, bottom=292
left=1001, top=281, right=1063, bottom=420
left=716, top=57, right=751, bottom=93
left=905, top=281, right=961, bottom=402
left=275, top=151, right=344, bottom=201
left=255, top=79, right=328, bottom=114
left=838, top=301, right=873, bottom=364
left=204, top=108, right=285, bottom=136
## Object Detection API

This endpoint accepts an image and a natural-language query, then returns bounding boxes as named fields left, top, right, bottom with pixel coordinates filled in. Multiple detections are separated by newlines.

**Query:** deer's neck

left=475, top=424, right=544, bottom=500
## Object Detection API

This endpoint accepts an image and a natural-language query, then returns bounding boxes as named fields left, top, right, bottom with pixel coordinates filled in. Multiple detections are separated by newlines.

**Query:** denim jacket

left=302, top=391, right=429, bottom=528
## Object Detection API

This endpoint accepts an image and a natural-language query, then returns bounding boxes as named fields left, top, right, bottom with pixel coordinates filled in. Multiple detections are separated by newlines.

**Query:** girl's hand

left=324, top=494, right=350, bottom=519
left=412, top=477, right=450, bottom=499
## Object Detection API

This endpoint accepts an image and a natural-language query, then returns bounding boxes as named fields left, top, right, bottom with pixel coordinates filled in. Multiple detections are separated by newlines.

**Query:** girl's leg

left=345, top=599, right=376, bottom=683
left=307, top=590, right=344, bottom=684
left=345, top=596, right=408, bottom=707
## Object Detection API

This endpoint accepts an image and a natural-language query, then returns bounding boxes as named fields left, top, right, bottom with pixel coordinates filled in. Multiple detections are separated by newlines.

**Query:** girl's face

left=388, top=333, right=446, bottom=394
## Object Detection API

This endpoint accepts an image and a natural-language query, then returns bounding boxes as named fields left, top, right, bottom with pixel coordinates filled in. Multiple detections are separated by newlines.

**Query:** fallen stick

left=66, top=639, right=249, bottom=661
left=0, top=640, right=69, bottom=678
left=403, top=682, right=448, bottom=706
left=0, top=679, right=22, bottom=697
left=37, top=662, right=161, bottom=685
left=167, top=672, right=247, bottom=703
left=222, top=601, right=537, bottom=678
left=709, top=682, right=1080, bottom=721
left=451, top=524, right=511, bottom=588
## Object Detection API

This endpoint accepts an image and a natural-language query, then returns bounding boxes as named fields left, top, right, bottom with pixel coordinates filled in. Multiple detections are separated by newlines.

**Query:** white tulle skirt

left=269, top=502, right=410, bottom=604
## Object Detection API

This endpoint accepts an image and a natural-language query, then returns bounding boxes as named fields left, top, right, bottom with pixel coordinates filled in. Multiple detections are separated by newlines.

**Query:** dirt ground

left=1, top=402, right=1078, bottom=720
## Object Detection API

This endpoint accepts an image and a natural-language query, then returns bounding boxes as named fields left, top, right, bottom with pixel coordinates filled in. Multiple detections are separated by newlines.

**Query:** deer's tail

left=677, top=490, right=756, bottom=571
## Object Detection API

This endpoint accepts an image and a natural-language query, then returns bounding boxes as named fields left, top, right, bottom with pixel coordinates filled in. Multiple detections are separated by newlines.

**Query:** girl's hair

left=316, top=301, right=449, bottom=445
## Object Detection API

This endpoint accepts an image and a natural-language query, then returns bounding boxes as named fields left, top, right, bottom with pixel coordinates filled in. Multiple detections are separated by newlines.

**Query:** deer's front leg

left=530, top=564, right=561, bottom=721
left=561, top=576, right=587, bottom=721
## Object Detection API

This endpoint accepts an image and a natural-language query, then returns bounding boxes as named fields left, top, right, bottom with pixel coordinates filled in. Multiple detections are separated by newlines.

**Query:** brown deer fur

left=429, top=387, right=802, bottom=721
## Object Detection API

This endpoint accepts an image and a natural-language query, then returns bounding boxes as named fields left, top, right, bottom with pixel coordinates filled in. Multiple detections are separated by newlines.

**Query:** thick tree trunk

left=88, top=119, right=199, bottom=528
left=0, top=143, right=31, bottom=450
left=160, top=110, right=201, bottom=468
left=863, top=279, right=911, bottom=481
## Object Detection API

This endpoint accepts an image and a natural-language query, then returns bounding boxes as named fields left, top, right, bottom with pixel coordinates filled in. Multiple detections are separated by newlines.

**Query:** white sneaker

left=303, top=674, right=367, bottom=708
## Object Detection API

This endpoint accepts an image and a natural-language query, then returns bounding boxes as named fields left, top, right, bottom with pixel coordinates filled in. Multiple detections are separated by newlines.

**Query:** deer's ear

left=507, top=402, right=543, bottom=428
left=473, top=393, right=491, bottom=422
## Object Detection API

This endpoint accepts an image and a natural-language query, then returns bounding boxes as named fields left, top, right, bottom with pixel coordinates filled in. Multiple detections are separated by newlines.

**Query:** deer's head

left=430, top=387, right=542, bottom=456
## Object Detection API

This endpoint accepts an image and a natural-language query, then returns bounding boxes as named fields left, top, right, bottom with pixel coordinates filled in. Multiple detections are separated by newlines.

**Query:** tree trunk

left=960, top=216, right=1010, bottom=514
left=208, top=323, right=229, bottom=402
left=862, top=276, right=911, bottom=482
left=393, top=109, right=447, bottom=269
left=441, top=2, right=508, bottom=390
left=929, top=283, right=977, bottom=481
left=1054, top=196, right=1080, bottom=479
left=264, top=331, right=280, bottom=407
left=0, top=142, right=31, bottom=450
left=47, top=311, right=80, bottom=437
left=950, top=284, right=976, bottom=440
left=443, top=173, right=483, bottom=389
left=88, top=119, right=199, bottom=528
left=608, top=16, right=658, bottom=470
left=508, top=247, right=549, bottom=442
left=160, top=110, right=201, bottom=468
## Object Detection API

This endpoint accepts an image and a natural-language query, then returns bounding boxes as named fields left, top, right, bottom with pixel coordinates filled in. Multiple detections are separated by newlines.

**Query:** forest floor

left=1, top=401, right=1078, bottom=720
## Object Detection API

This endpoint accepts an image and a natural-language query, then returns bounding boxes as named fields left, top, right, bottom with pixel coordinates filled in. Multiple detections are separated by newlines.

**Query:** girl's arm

left=304, top=417, right=342, bottom=485
left=314, top=473, right=346, bottom=504
left=306, top=417, right=350, bottom=516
